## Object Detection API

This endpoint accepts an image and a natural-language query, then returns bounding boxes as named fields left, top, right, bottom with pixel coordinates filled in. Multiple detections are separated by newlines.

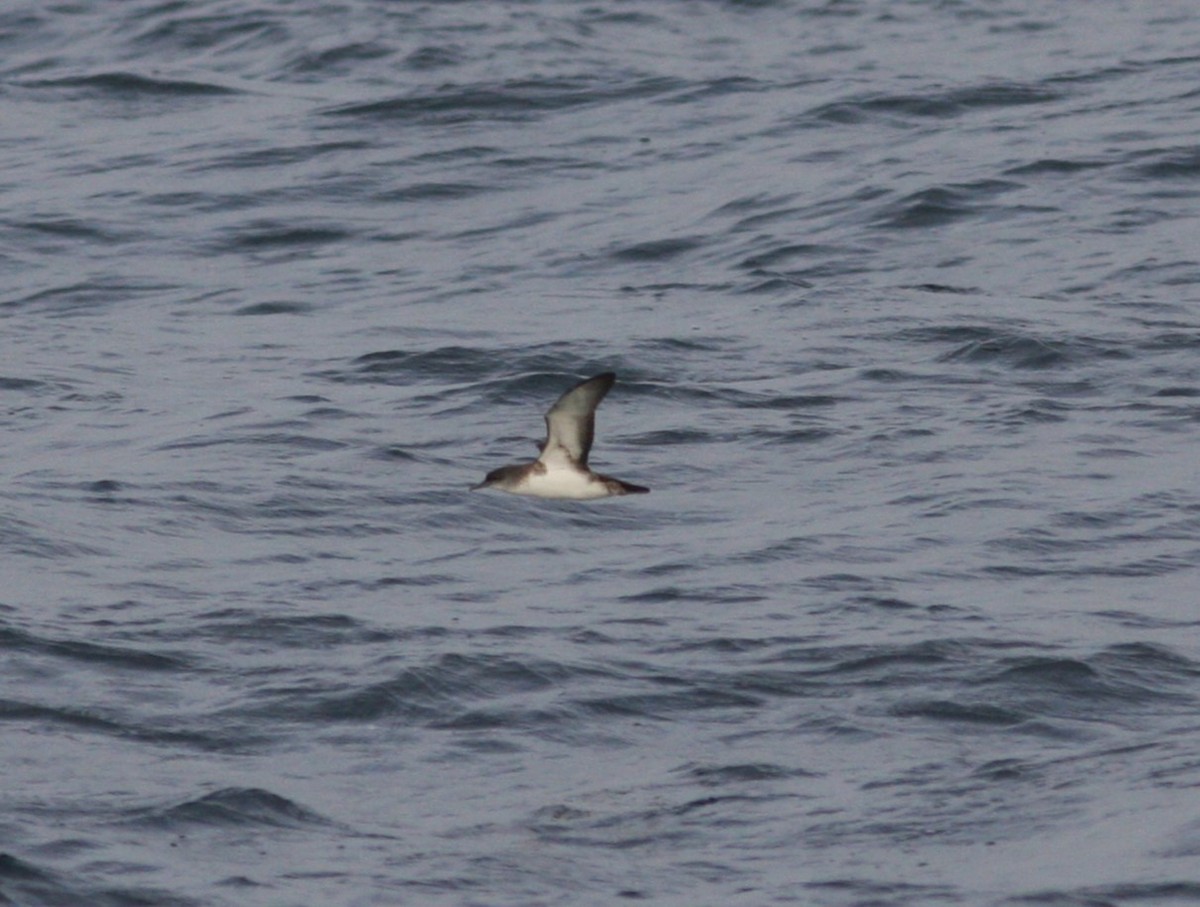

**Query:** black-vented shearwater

left=473, top=372, right=650, bottom=499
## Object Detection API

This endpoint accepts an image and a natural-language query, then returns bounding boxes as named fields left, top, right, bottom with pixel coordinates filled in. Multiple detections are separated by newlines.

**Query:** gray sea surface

left=4, top=1, right=1200, bottom=905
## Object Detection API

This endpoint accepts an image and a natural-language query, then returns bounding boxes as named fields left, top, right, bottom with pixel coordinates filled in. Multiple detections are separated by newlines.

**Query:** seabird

left=473, top=372, right=650, bottom=499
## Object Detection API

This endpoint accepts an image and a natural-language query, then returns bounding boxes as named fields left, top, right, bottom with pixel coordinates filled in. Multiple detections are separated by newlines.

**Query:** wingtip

left=580, top=371, right=616, bottom=389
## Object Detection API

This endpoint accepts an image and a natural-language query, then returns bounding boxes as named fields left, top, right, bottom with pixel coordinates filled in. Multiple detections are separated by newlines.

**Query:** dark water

left=4, top=1, right=1200, bottom=904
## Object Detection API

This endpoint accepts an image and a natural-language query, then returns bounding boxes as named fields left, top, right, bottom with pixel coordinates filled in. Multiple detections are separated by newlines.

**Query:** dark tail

left=615, top=479, right=650, bottom=495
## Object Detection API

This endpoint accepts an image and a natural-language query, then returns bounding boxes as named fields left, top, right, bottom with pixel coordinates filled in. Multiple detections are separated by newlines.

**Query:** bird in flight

left=473, top=372, right=649, bottom=499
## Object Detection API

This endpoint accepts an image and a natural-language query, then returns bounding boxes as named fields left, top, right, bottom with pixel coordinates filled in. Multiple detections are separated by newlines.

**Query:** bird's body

left=473, top=372, right=649, bottom=500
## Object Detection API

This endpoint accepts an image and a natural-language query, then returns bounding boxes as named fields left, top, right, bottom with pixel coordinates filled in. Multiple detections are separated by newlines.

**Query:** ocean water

left=4, top=1, right=1200, bottom=904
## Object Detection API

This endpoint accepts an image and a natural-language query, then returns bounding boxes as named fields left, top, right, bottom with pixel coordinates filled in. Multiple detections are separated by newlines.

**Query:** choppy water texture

left=4, top=1, right=1200, bottom=905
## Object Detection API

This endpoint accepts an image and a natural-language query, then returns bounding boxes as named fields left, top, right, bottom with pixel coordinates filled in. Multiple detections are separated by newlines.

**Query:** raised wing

left=537, top=372, right=615, bottom=467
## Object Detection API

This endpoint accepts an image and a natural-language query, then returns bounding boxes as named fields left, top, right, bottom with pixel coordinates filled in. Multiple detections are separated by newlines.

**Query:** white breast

left=512, top=466, right=612, bottom=500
